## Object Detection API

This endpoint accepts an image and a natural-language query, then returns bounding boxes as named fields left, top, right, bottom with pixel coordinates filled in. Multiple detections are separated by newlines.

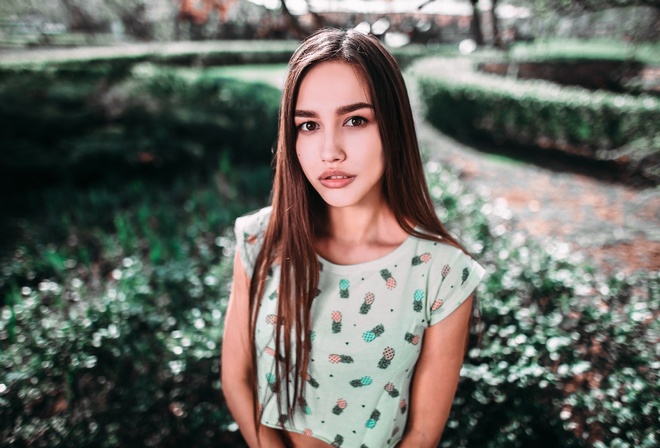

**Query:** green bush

left=423, top=162, right=658, bottom=448
left=509, top=39, right=660, bottom=66
left=1, top=159, right=656, bottom=447
left=0, top=167, right=268, bottom=447
left=414, top=57, right=660, bottom=157
left=0, top=63, right=281, bottom=185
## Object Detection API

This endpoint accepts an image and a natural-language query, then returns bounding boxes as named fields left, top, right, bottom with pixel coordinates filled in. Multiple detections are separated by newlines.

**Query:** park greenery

left=414, top=53, right=660, bottom=184
left=1, top=41, right=659, bottom=447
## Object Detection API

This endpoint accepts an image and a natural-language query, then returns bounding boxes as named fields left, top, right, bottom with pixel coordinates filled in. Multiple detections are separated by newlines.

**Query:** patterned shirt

left=233, top=207, right=485, bottom=448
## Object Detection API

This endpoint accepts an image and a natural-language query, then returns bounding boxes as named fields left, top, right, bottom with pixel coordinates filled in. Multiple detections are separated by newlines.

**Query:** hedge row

left=0, top=41, right=438, bottom=74
left=413, top=57, right=660, bottom=176
left=0, top=63, right=281, bottom=186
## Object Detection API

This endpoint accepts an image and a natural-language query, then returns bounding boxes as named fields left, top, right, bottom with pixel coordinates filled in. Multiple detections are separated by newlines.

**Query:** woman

left=221, top=28, right=485, bottom=448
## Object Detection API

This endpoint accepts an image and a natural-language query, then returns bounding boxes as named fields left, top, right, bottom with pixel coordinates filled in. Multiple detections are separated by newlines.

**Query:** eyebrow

left=294, top=102, right=374, bottom=118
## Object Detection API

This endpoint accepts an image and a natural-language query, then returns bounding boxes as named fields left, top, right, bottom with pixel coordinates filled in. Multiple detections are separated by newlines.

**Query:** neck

left=324, top=200, right=401, bottom=245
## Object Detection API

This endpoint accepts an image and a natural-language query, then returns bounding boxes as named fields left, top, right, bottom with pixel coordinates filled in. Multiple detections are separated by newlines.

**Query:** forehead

left=295, top=61, right=371, bottom=110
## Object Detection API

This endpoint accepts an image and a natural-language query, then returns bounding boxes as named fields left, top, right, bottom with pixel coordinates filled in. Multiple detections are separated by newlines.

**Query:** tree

left=470, top=0, right=485, bottom=45
left=528, top=0, right=659, bottom=14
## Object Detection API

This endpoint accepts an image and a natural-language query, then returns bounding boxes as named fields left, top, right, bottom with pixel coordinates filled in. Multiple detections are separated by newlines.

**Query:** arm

left=397, top=295, right=473, bottom=448
left=221, top=251, right=287, bottom=448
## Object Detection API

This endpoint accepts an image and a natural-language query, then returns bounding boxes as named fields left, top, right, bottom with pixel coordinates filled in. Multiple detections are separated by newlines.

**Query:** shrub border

left=412, top=56, right=660, bottom=183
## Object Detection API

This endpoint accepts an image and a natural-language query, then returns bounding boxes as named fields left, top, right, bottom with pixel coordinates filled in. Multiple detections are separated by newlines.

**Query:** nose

left=320, top=128, right=345, bottom=163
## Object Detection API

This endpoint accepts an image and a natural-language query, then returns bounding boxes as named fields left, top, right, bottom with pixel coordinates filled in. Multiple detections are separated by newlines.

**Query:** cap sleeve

left=426, top=246, right=486, bottom=327
left=233, top=206, right=272, bottom=280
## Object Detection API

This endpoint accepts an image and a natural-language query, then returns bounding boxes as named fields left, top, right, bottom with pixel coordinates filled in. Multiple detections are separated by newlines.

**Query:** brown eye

left=346, top=117, right=367, bottom=127
left=300, top=122, right=318, bottom=132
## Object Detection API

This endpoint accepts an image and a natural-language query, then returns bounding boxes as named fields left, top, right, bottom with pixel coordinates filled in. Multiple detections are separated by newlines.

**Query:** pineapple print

left=349, top=376, right=373, bottom=388
left=400, top=399, right=407, bottom=414
left=332, top=435, right=344, bottom=447
left=265, top=314, right=277, bottom=325
left=360, top=292, right=375, bottom=314
left=309, top=330, right=316, bottom=343
left=384, top=382, right=400, bottom=398
left=244, top=232, right=258, bottom=245
left=392, top=426, right=400, bottom=437
left=362, top=324, right=385, bottom=343
left=404, top=332, right=420, bottom=345
left=380, top=269, right=397, bottom=289
left=431, top=299, right=444, bottom=312
left=332, top=398, right=348, bottom=415
left=412, top=252, right=432, bottom=265
left=268, top=289, right=278, bottom=300
left=299, top=397, right=312, bottom=415
left=278, top=414, right=288, bottom=426
left=378, top=347, right=395, bottom=369
left=441, top=264, right=451, bottom=279
left=413, top=289, right=424, bottom=312
left=329, top=354, right=354, bottom=364
left=365, top=409, right=381, bottom=429
left=331, top=311, right=342, bottom=333
left=462, top=267, right=469, bottom=284
left=306, top=372, right=320, bottom=389
left=265, top=373, right=277, bottom=392
left=339, top=279, right=350, bottom=298
left=304, top=429, right=313, bottom=437
left=264, top=347, right=283, bottom=361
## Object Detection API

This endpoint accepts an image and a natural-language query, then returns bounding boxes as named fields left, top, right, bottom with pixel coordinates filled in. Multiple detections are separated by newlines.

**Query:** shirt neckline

left=316, top=233, right=417, bottom=274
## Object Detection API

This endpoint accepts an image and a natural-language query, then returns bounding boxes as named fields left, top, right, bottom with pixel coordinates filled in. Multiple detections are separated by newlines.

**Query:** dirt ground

left=415, top=115, right=660, bottom=275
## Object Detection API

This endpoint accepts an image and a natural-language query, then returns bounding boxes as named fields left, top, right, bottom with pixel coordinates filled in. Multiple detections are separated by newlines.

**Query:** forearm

left=223, top=377, right=287, bottom=448
left=396, top=427, right=442, bottom=448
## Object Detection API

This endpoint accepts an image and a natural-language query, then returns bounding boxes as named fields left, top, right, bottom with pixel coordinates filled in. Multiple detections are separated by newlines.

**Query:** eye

left=345, top=116, right=367, bottom=127
left=298, top=121, right=319, bottom=132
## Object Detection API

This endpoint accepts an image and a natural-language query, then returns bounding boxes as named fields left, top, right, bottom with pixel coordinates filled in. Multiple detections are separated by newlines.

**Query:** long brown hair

left=248, top=28, right=469, bottom=424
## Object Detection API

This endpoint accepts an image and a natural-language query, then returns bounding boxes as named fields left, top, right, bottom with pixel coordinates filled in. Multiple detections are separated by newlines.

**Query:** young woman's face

left=294, top=61, right=385, bottom=210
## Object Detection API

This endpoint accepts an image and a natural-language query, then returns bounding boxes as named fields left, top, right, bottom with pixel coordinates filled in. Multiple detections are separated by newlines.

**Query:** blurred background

left=0, top=1, right=658, bottom=447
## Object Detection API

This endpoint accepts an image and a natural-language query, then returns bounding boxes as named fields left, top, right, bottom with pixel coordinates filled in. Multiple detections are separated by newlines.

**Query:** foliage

left=1, top=157, right=657, bottom=447
left=0, top=61, right=281, bottom=185
left=423, top=162, right=659, bottom=448
left=0, top=165, right=266, bottom=447
left=525, top=0, right=660, bottom=14
left=509, top=39, right=660, bottom=66
left=413, top=57, right=660, bottom=166
left=1, top=54, right=658, bottom=447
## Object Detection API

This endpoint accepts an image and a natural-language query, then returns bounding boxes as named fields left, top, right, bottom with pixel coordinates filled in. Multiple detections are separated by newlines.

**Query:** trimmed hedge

left=0, top=41, right=439, bottom=72
left=413, top=57, right=660, bottom=170
left=0, top=63, right=281, bottom=185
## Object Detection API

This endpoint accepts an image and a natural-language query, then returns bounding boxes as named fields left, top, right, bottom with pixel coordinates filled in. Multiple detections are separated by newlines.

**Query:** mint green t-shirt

left=234, top=207, right=485, bottom=448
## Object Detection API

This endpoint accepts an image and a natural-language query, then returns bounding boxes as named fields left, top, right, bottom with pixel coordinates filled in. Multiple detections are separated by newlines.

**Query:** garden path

left=414, top=108, right=660, bottom=275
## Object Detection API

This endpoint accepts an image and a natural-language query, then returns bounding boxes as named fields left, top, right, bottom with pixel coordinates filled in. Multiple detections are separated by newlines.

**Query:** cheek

left=295, top=139, right=314, bottom=178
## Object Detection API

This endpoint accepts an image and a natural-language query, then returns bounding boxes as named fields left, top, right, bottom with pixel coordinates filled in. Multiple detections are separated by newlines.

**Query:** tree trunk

left=280, top=0, right=309, bottom=39
left=305, top=0, right=325, bottom=31
left=470, top=0, right=485, bottom=46
left=491, top=0, right=501, bottom=47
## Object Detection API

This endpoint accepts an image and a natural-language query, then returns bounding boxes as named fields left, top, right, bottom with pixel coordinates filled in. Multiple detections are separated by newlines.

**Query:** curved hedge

left=413, top=57, right=660, bottom=168
left=0, top=63, right=281, bottom=186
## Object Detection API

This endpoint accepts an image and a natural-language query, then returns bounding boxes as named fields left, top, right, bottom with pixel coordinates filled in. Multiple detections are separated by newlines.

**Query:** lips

left=319, top=170, right=356, bottom=188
